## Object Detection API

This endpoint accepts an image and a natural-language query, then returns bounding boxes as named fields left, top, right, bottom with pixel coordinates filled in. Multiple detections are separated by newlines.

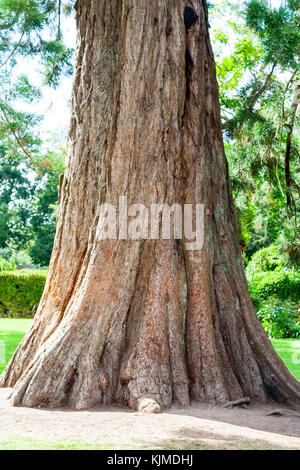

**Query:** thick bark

left=1, top=0, right=300, bottom=411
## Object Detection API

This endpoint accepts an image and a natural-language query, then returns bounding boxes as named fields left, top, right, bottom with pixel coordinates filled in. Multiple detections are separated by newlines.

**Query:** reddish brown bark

left=1, top=0, right=300, bottom=411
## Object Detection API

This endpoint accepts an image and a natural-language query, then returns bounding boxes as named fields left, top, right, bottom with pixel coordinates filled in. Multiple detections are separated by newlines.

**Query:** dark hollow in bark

left=1, top=0, right=300, bottom=412
left=184, top=7, right=198, bottom=29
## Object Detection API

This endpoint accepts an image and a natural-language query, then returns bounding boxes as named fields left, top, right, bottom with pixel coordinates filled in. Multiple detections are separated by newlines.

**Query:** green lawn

left=271, top=338, right=300, bottom=381
left=0, top=435, right=114, bottom=450
left=0, top=319, right=299, bottom=380
left=0, top=319, right=32, bottom=374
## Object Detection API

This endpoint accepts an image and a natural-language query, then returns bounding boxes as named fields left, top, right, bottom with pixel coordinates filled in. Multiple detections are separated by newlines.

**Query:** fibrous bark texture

left=1, top=0, right=300, bottom=411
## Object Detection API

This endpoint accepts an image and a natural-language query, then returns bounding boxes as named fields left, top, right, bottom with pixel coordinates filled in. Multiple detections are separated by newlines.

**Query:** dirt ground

left=0, top=388, right=299, bottom=450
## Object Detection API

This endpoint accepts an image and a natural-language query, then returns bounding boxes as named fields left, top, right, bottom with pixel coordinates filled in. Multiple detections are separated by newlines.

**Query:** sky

left=39, top=14, right=77, bottom=141
left=15, top=12, right=77, bottom=146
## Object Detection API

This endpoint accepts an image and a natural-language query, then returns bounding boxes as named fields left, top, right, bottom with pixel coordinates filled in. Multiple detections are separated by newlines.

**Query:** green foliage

left=0, top=0, right=70, bottom=267
left=0, top=257, right=15, bottom=271
left=246, top=0, right=300, bottom=70
left=0, top=0, right=73, bottom=164
left=0, top=146, right=35, bottom=250
left=246, top=245, right=300, bottom=307
left=246, top=244, right=286, bottom=274
left=0, top=270, right=47, bottom=317
left=246, top=244, right=300, bottom=338
left=0, top=247, right=32, bottom=266
left=29, top=223, right=56, bottom=266
left=0, top=139, right=65, bottom=266
left=28, top=145, right=66, bottom=266
left=248, top=267, right=300, bottom=305
left=257, top=298, right=300, bottom=338
left=211, top=0, right=300, bottom=257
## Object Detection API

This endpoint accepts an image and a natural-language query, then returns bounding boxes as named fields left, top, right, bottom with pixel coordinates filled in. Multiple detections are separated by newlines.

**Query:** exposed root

left=137, top=398, right=161, bottom=414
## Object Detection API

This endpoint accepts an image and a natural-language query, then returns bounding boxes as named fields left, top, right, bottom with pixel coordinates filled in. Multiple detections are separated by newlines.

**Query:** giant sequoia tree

left=1, top=0, right=300, bottom=412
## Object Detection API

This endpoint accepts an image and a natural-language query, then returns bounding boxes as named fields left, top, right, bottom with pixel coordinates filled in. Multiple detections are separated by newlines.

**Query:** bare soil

left=0, top=388, right=299, bottom=449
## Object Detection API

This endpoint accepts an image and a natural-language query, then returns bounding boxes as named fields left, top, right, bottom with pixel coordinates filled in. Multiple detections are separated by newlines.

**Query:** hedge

left=0, top=271, right=47, bottom=318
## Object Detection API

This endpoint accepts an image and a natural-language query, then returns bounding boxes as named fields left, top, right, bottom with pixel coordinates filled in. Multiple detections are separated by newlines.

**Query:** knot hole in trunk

left=184, top=7, right=198, bottom=29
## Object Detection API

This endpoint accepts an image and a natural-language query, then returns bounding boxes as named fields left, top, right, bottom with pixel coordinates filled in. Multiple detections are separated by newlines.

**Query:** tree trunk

left=1, top=0, right=300, bottom=411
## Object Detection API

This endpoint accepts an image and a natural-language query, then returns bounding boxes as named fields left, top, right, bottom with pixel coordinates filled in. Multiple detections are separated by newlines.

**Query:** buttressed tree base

left=1, top=0, right=300, bottom=412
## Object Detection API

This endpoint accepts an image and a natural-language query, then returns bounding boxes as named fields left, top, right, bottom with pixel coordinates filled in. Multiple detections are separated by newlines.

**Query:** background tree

left=0, top=139, right=65, bottom=266
left=0, top=0, right=72, bottom=266
left=210, top=0, right=300, bottom=260
left=29, top=144, right=66, bottom=266
left=0, top=0, right=73, bottom=162
left=0, top=145, right=34, bottom=250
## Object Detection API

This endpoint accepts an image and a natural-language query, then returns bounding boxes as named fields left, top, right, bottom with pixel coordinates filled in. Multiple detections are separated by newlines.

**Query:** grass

left=0, top=435, right=114, bottom=450
left=271, top=338, right=300, bottom=381
left=0, top=318, right=33, bottom=332
left=0, top=435, right=288, bottom=450
left=0, top=319, right=32, bottom=374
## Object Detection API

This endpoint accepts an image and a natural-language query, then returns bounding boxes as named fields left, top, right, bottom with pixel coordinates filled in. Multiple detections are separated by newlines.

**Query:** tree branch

left=248, top=62, right=277, bottom=110
left=284, top=82, right=299, bottom=218
left=0, top=104, right=38, bottom=168
left=0, top=12, right=20, bottom=31
left=0, top=31, right=24, bottom=68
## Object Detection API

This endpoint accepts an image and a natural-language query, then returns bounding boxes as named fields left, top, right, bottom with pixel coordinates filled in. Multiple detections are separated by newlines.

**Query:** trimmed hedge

left=0, top=271, right=47, bottom=318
